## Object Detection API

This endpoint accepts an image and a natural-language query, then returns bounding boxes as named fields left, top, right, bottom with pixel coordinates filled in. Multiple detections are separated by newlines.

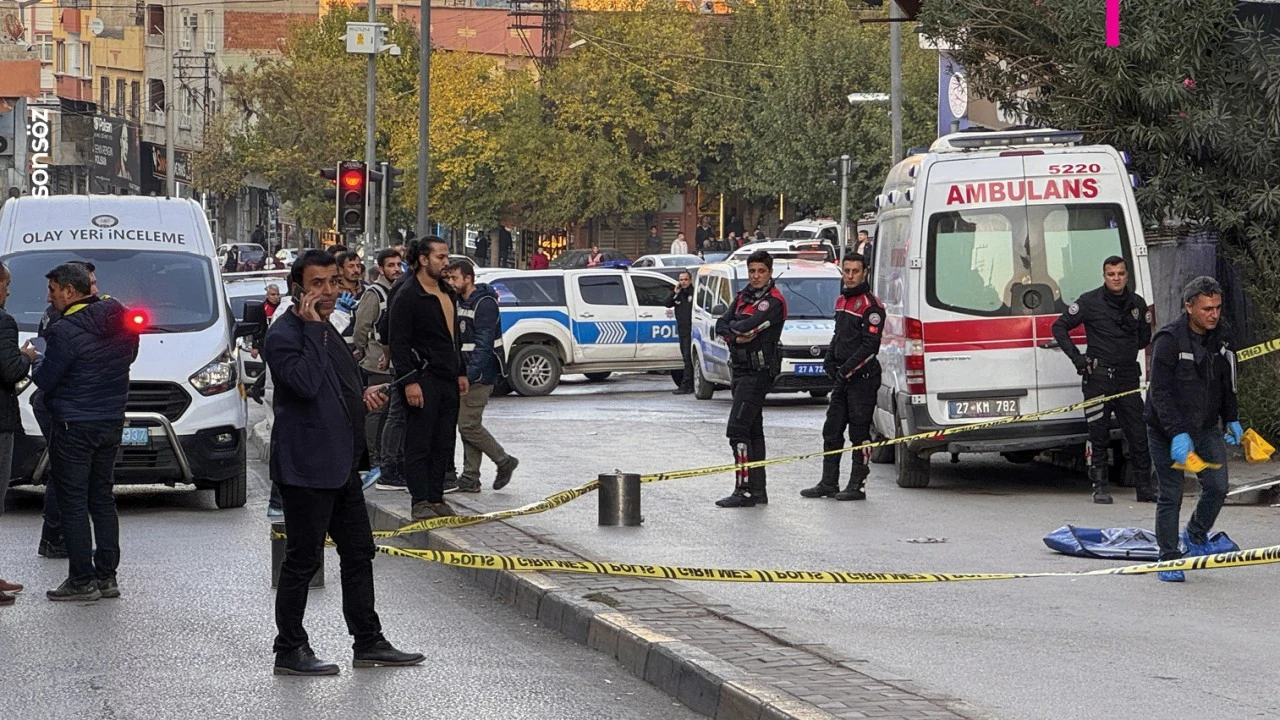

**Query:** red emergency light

left=127, top=309, right=150, bottom=331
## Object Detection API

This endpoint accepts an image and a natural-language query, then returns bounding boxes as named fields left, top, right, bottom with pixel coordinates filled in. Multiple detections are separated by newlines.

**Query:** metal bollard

left=270, top=521, right=324, bottom=589
left=598, top=472, right=642, bottom=527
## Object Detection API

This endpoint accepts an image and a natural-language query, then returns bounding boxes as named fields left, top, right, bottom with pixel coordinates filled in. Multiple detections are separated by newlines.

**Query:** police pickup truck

left=475, top=268, right=683, bottom=395
left=690, top=259, right=843, bottom=400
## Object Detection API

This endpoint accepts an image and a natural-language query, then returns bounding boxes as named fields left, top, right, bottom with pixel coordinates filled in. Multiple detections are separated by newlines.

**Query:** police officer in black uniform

left=667, top=270, right=695, bottom=395
left=714, top=250, right=787, bottom=508
left=1051, top=255, right=1155, bottom=504
left=801, top=253, right=883, bottom=501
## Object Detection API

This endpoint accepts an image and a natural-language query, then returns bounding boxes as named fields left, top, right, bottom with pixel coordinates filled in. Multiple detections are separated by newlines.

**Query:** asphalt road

left=0, top=445, right=699, bottom=720
left=447, top=372, right=1280, bottom=720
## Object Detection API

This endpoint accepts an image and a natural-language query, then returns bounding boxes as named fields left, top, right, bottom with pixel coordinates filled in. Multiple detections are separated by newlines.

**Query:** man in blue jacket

left=445, top=261, right=517, bottom=493
left=32, top=262, right=139, bottom=602
left=264, top=250, right=423, bottom=675
left=1145, top=276, right=1245, bottom=583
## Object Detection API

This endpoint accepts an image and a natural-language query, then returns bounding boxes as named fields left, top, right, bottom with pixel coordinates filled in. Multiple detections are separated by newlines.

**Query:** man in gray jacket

left=352, top=249, right=402, bottom=487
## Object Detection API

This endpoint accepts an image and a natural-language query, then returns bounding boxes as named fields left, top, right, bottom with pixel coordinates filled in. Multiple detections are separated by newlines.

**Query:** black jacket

left=264, top=308, right=362, bottom=489
left=1051, top=286, right=1151, bottom=370
left=388, top=274, right=464, bottom=383
left=0, top=308, right=32, bottom=432
left=715, top=283, right=787, bottom=373
left=664, top=285, right=693, bottom=333
left=32, top=297, right=139, bottom=423
left=1145, top=314, right=1238, bottom=439
left=458, top=283, right=503, bottom=386
left=825, top=282, right=883, bottom=380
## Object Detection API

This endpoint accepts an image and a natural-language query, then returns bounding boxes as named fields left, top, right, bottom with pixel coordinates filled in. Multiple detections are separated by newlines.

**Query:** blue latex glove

left=335, top=291, right=358, bottom=314
left=1225, top=421, right=1244, bottom=446
left=1171, top=433, right=1194, bottom=465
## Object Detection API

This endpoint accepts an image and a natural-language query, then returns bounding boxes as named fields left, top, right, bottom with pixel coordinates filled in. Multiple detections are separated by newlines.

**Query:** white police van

left=478, top=268, right=683, bottom=395
left=870, top=128, right=1154, bottom=489
left=689, top=259, right=843, bottom=400
left=0, top=196, right=260, bottom=508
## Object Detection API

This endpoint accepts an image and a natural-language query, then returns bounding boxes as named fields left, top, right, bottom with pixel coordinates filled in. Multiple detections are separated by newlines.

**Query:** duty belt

left=1089, top=359, right=1139, bottom=380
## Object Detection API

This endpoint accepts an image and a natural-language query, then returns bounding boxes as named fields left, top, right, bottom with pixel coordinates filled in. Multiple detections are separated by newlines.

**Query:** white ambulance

left=0, top=195, right=260, bottom=508
left=870, top=128, right=1153, bottom=488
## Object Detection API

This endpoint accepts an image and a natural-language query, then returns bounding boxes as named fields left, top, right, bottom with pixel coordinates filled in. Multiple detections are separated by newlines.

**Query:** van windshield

left=780, top=229, right=817, bottom=239
left=926, top=203, right=1131, bottom=317
left=733, top=276, right=840, bottom=319
left=2, top=249, right=219, bottom=333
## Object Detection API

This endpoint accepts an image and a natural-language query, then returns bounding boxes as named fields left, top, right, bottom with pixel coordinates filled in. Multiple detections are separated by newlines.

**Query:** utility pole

left=365, top=0, right=378, bottom=250
left=416, top=0, right=430, bottom=237
left=889, top=0, right=904, bottom=164
left=164, top=0, right=176, bottom=196
left=838, top=155, right=850, bottom=262
left=379, top=160, right=389, bottom=246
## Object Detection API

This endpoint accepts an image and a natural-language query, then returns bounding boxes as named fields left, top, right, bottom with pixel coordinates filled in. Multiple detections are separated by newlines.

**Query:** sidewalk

left=250, top=420, right=984, bottom=720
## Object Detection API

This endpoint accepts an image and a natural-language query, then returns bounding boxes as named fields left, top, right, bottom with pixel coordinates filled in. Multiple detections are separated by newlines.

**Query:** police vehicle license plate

left=793, top=363, right=826, bottom=376
left=121, top=427, right=150, bottom=447
left=948, top=399, right=1019, bottom=420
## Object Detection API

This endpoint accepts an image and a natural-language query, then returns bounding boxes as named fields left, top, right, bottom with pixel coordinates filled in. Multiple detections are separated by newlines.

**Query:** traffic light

left=320, top=165, right=339, bottom=202
left=827, top=157, right=842, bottom=184
left=337, top=160, right=367, bottom=233
left=384, top=163, right=404, bottom=193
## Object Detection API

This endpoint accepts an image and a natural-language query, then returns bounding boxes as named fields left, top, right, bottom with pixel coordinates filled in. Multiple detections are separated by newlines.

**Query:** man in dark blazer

left=0, top=260, right=31, bottom=604
left=264, top=250, right=423, bottom=676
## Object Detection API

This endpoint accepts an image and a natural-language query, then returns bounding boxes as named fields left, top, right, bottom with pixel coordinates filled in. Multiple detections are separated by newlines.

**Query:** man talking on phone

left=263, top=250, right=423, bottom=675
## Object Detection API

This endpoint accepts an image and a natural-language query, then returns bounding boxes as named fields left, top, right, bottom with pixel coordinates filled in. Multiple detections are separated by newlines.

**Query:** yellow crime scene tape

left=370, top=542, right=1280, bottom=583
left=368, top=334, right=1280, bottom=539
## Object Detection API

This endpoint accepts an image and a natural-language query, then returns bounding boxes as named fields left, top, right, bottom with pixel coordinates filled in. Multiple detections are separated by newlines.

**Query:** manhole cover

left=901, top=537, right=948, bottom=544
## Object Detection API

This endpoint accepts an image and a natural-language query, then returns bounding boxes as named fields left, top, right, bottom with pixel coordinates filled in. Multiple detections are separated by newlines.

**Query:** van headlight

left=190, top=350, right=238, bottom=396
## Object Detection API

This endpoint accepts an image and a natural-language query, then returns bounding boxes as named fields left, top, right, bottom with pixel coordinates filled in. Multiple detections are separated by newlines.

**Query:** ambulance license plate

left=793, top=363, right=826, bottom=376
left=948, top=398, right=1020, bottom=420
left=121, top=427, right=150, bottom=447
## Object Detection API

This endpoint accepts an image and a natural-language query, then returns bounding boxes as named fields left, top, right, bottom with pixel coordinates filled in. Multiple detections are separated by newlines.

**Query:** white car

left=729, top=239, right=837, bottom=264
left=481, top=268, right=683, bottom=395
left=690, top=259, right=843, bottom=400
left=780, top=218, right=840, bottom=241
left=631, top=254, right=704, bottom=268
left=224, top=271, right=287, bottom=381
left=0, top=195, right=260, bottom=507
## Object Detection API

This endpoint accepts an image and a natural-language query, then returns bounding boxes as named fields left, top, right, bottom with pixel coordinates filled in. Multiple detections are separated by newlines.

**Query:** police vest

left=362, top=282, right=390, bottom=344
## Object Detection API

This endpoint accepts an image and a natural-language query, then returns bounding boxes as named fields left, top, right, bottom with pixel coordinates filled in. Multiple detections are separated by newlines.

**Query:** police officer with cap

left=801, top=253, right=883, bottom=501
left=714, top=250, right=786, bottom=508
left=1051, top=255, right=1155, bottom=504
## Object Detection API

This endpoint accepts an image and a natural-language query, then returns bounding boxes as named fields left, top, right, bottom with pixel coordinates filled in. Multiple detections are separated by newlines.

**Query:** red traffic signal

left=340, top=168, right=364, bottom=191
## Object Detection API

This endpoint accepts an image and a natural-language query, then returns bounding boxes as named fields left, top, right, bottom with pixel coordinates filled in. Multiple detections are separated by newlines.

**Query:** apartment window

left=99, top=76, right=110, bottom=112
left=66, top=37, right=81, bottom=76
left=36, top=33, right=53, bottom=62
left=148, top=78, right=165, bottom=112
left=178, top=10, right=191, bottom=50
left=55, top=41, right=65, bottom=73
left=135, top=0, right=145, bottom=25
left=130, top=81, right=141, bottom=120
left=116, top=79, right=126, bottom=117
left=204, top=10, right=215, bottom=52
left=179, top=89, right=195, bottom=128
left=147, top=4, right=164, bottom=36
left=83, top=43, right=92, bottom=78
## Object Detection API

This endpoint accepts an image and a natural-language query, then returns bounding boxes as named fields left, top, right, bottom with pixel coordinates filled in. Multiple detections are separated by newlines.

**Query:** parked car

left=729, top=239, right=837, bottom=263
left=550, top=248, right=632, bottom=269
left=689, top=258, right=842, bottom=400
left=224, top=271, right=287, bottom=382
left=632, top=254, right=704, bottom=268
left=780, top=219, right=840, bottom=242
left=218, top=242, right=267, bottom=272
left=482, top=268, right=682, bottom=395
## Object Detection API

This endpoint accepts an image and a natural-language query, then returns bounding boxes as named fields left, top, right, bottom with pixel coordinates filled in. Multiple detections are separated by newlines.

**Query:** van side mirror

left=711, top=303, right=728, bottom=317
left=236, top=300, right=268, bottom=341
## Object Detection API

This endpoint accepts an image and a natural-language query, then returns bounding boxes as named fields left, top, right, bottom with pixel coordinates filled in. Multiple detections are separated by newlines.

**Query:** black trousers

left=49, top=420, right=123, bottom=587
left=404, top=375, right=460, bottom=504
left=822, top=371, right=878, bottom=483
left=677, top=329, right=693, bottom=388
left=726, top=371, right=771, bottom=494
left=33, top=397, right=62, bottom=544
left=274, top=470, right=384, bottom=654
left=1082, top=371, right=1150, bottom=481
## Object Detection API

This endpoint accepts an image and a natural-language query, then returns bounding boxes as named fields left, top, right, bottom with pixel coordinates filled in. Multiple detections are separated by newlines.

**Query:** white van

left=780, top=219, right=840, bottom=242
left=871, top=128, right=1153, bottom=489
left=0, top=196, right=260, bottom=508
left=690, top=259, right=843, bottom=399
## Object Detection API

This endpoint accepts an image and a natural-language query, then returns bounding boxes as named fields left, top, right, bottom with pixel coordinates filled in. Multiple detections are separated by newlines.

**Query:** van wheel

left=693, top=354, right=715, bottom=400
left=510, top=345, right=561, bottom=397
left=215, top=448, right=248, bottom=509
left=584, top=372, right=612, bottom=382
left=869, top=427, right=895, bottom=464
left=895, top=442, right=931, bottom=488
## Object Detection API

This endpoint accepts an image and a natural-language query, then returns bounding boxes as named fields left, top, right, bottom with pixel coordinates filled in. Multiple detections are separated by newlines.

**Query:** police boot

left=1090, top=466, right=1113, bottom=505
left=835, top=463, right=869, bottom=501
left=716, top=489, right=760, bottom=508
left=800, top=459, right=841, bottom=498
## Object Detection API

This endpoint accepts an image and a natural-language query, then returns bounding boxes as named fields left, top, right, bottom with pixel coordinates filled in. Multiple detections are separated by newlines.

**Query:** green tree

left=918, top=0, right=1280, bottom=433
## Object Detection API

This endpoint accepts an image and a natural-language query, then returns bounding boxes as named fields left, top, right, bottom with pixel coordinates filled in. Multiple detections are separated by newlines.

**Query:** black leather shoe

left=716, top=491, right=759, bottom=508
left=353, top=640, right=426, bottom=668
left=1135, top=486, right=1158, bottom=503
left=38, top=539, right=68, bottom=559
left=274, top=646, right=340, bottom=676
left=98, top=577, right=121, bottom=599
left=800, top=483, right=839, bottom=498
left=46, top=580, right=101, bottom=602
left=834, top=486, right=866, bottom=501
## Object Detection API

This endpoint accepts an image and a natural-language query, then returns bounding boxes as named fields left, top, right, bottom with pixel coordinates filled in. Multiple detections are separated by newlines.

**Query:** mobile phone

left=291, top=282, right=304, bottom=304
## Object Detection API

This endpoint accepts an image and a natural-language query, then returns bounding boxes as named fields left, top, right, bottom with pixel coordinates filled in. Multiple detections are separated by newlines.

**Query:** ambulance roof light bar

left=942, top=129, right=1084, bottom=151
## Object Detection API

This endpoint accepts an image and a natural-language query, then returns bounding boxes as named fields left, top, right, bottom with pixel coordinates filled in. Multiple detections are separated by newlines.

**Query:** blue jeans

left=50, top=420, right=124, bottom=586
left=1149, top=426, right=1228, bottom=561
